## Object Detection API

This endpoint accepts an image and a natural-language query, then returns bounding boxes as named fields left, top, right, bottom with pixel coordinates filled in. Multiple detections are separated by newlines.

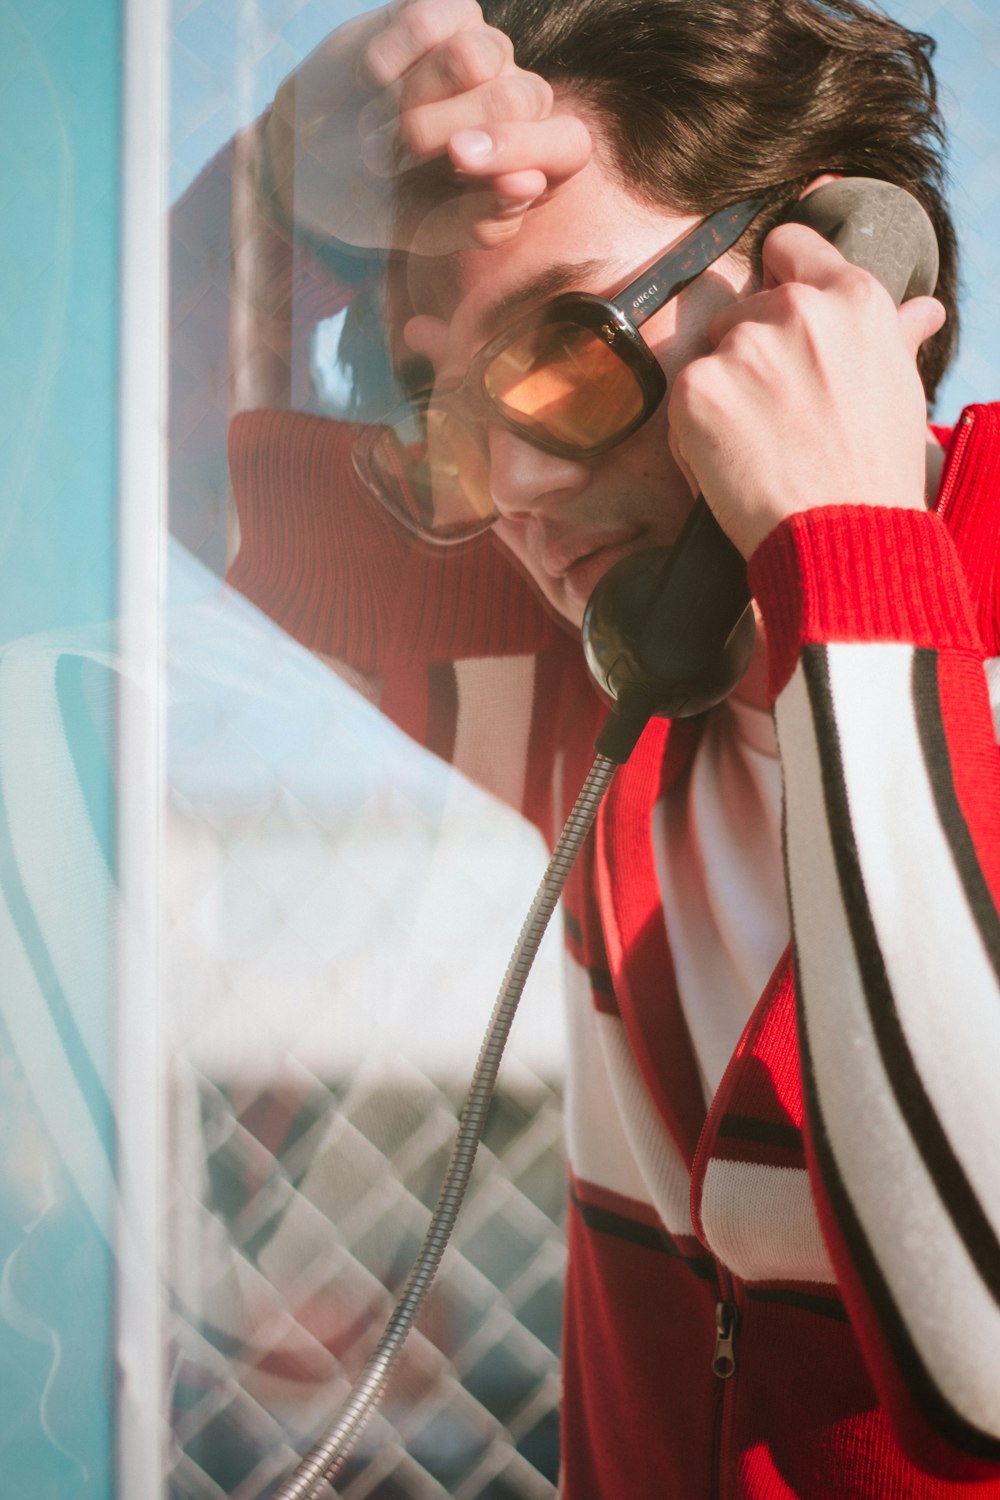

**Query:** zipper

left=933, top=407, right=975, bottom=519
left=710, top=1267, right=740, bottom=1498
left=712, top=1298, right=738, bottom=1379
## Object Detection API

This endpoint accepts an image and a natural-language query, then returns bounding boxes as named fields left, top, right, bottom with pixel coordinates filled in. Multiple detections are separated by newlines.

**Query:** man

left=218, top=0, right=1000, bottom=1492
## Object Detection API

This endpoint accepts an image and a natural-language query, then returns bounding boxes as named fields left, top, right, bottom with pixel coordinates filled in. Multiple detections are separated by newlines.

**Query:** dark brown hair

left=480, top=0, right=958, bottom=405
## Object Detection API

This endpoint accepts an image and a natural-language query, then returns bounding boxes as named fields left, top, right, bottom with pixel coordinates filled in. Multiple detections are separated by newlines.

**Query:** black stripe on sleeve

left=911, top=647, right=1000, bottom=983
left=795, top=646, right=1000, bottom=1454
left=802, top=647, right=1000, bottom=1300
left=718, top=1114, right=804, bottom=1152
left=793, top=941, right=1000, bottom=1461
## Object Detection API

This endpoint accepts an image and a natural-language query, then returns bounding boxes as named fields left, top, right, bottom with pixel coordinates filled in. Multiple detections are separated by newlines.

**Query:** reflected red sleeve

left=226, top=408, right=558, bottom=673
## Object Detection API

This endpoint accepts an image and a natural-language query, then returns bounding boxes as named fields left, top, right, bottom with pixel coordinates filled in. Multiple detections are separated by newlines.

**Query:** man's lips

left=541, top=531, right=644, bottom=580
left=545, top=533, right=649, bottom=602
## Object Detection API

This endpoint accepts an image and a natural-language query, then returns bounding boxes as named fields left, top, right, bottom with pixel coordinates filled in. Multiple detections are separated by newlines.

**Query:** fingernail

left=496, top=195, right=536, bottom=216
left=451, top=129, right=495, bottom=165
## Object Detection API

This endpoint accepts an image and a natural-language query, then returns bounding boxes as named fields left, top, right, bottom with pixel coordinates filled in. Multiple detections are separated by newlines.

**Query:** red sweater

left=228, top=403, right=1000, bottom=1497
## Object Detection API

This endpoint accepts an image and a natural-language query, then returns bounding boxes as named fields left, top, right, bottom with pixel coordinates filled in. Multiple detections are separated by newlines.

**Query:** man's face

left=404, top=148, right=755, bottom=630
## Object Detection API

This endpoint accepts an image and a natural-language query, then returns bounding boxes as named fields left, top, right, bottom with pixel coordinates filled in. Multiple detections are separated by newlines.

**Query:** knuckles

left=367, top=0, right=484, bottom=84
left=486, top=70, right=553, bottom=121
left=470, top=212, right=528, bottom=248
left=398, top=0, right=479, bottom=55
left=755, top=273, right=893, bottom=356
left=836, top=262, right=894, bottom=316
left=400, top=70, right=551, bottom=157
left=430, top=27, right=512, bottom=94
left=481, top=24, right=516, bottom=69
left=767, top=279, right=825, bottom=325
left=763, top=226, right=896, bottom=321
left=375, top=5, right=546, bottom=155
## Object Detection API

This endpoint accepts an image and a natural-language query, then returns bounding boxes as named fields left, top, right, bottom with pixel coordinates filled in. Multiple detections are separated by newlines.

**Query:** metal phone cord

left=273, top=752, right=619, bottom=1500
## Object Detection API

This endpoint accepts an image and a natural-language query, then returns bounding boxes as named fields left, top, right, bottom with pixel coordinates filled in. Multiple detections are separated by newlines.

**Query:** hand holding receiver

left=262, top=0, right=591, bottom=256
left=583, top=179, right=941, bottom=762
left=670, top=181, right=944, bottom=558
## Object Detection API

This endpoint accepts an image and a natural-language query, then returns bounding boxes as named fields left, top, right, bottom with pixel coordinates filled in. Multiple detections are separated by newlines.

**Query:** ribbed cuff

left=747, top=506, right=982, bottom=702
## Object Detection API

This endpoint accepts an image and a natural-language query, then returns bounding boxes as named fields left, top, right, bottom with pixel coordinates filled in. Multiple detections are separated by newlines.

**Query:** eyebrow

left=474, top=257, right=611, bottom=341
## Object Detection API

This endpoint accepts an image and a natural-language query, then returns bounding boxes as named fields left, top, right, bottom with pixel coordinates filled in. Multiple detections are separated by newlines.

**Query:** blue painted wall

left=0, top=0, right=122, bottom=1495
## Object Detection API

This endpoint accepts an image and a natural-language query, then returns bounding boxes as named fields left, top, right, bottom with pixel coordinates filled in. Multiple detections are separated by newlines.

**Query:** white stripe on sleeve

left=776, top=644, right=1000, bottom=1438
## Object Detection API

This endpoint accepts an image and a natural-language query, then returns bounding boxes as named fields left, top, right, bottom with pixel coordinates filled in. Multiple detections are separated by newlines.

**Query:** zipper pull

left=712, top=1300, right=737, bottom=1379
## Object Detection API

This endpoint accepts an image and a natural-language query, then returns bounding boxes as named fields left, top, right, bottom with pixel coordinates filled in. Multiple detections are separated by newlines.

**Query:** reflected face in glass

left=403, top=150, right=755, bottom=629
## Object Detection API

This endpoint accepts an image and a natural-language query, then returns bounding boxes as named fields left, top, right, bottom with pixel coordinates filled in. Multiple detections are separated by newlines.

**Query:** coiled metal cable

left=272, top=752, right=618, bottom=1500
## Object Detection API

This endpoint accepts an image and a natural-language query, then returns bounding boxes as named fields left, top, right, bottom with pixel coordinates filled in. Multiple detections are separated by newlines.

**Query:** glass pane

left=164, top=3, right=566, bottom=1497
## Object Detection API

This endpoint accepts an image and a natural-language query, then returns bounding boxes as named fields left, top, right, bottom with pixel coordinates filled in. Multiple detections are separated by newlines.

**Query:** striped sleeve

left=749, top=503, right=1000, bottom=1479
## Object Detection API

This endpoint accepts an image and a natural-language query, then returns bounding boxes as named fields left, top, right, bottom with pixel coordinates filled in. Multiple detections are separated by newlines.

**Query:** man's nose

left=486, top=424, right=591, bottom=518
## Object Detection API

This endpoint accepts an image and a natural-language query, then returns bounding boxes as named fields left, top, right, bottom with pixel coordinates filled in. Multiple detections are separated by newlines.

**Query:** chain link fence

left=162, top=549, right=568, bottom=1496
left=167, top=1066, right=565, bottom=1499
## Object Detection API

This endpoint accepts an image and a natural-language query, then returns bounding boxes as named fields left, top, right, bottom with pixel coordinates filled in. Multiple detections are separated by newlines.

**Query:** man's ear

left=798, top=171, right=843, bottom=199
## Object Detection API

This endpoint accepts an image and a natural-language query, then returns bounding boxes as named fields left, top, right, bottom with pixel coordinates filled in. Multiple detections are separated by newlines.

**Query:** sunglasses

left=353, top=194, right=769, bottom=544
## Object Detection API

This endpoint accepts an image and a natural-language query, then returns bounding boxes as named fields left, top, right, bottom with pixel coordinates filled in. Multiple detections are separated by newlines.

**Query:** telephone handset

left=582, top=178, right=940, bottom=761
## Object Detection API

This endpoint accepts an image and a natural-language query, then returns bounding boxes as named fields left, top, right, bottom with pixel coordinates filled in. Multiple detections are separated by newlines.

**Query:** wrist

left=739, top=492, right=927, bottom=562
left=747, top=505, right=980, bottom=702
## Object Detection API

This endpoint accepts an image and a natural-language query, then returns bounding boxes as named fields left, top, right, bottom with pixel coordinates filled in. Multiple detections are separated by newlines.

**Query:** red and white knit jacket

left=227, top=400, right=1000, bottom=1498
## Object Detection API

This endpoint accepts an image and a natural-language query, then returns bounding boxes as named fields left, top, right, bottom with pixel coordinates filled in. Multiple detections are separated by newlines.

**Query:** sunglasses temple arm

left=618, top=196, right=770, bottom=329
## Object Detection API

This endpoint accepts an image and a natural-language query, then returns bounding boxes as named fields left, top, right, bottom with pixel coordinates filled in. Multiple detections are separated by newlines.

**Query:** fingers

left=362, top=0, right=485, bottom=89
left=348, top=0, right=591, bottom=251
left=759, top=221, right=946, bottom=344
left=393, top=24, right=515, bottom=110
left=705, top=282, right=817, bottom=350
left=898, top=294, right=946, bottom=357
left=706, top=230, right=946, bottom=364
left=449, top=115, right=592, bottom=186
left=759, top=222, right=857, bottom=293
left=360, top=70, right=555, bottom=174
left=357, top=29, right=542, bottom=139
left=441, top=116, right=591, bottom=231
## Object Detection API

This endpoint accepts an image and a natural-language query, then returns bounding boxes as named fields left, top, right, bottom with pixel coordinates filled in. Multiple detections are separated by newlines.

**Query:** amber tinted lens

left=482, top=319, right=646, bottom=450
left=354, top=397, right=495, bottom=543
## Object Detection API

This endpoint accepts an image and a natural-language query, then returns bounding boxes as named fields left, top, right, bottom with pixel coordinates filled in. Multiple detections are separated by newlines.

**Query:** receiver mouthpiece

left=583, top=508, right=757, bottom=719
